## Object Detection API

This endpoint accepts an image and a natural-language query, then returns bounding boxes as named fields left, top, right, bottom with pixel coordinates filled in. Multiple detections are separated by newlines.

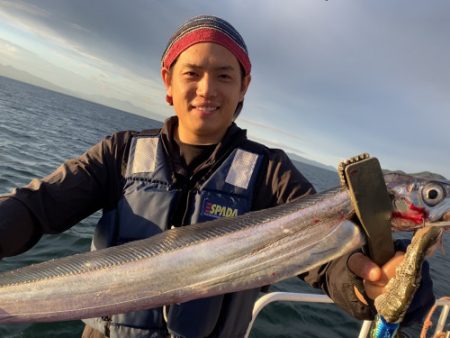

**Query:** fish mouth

left=392, top=199, right=450, bottom=231
left=392, top=199, right=428, bottom=225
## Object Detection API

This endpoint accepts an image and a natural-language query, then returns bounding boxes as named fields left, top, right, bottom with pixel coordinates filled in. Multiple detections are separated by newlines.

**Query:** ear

left=161, top=66, right=172, bottom=97
left=239, top=74, right=251, bottom=101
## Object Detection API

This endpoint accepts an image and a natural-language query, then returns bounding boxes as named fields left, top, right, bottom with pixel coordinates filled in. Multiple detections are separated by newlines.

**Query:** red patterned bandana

left=161, top=15, right=251, bottom=75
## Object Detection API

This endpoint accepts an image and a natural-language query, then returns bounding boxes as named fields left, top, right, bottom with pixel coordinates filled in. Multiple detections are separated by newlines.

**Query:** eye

left=421, top=183, right=446, bottom=206
left=219, top=73, right=232, bottom=80
left=184, top=71, right=198, bottom=78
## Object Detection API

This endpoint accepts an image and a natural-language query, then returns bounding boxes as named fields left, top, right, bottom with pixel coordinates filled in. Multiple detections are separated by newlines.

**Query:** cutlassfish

left=0, top=172, right=448, bottom=325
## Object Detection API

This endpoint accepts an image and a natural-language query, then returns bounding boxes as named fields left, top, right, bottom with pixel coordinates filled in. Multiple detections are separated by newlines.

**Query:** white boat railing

left=421, top=297, right=450, bottom=338
left=245, top=292, right=450, bottom=338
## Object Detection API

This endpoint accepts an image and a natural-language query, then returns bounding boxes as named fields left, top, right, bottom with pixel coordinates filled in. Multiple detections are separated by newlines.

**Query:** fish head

left=384, top=172, right=450, bottom=231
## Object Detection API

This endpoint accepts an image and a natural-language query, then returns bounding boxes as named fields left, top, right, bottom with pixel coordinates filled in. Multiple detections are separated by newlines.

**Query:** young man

left=0, top=15, right=433, bottom=338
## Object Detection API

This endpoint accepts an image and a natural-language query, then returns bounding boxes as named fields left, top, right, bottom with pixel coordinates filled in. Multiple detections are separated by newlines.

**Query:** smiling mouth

left=192, top=104, right=219, bottom=113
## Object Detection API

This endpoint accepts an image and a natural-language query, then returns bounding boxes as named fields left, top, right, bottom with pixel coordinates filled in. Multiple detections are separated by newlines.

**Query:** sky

left=0, top=0, right=449, bottom=178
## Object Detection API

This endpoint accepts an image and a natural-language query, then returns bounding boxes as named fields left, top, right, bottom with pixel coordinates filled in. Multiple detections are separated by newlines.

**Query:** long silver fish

left=0, top=172, right=448, bottom=323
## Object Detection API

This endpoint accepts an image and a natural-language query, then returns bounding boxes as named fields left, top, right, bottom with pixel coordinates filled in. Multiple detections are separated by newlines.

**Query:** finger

left=348, top=252, right=381, bottom=282
left=363, top=280, right=386, bottom=300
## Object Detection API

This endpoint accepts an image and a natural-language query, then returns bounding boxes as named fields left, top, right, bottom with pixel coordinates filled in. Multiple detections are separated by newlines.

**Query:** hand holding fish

left=348, top=250, right=405, bottom=302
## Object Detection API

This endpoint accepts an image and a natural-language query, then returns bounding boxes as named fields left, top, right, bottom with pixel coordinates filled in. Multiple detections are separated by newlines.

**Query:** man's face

left=162, top=42, right=250, bottom=145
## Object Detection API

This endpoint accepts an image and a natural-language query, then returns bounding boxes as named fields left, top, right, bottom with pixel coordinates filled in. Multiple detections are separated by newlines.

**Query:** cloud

left=0, top=0, right=50, bottom=18
left=0, top=38, right=39, bottom=64
left=0, top=40, right=18, bottom=57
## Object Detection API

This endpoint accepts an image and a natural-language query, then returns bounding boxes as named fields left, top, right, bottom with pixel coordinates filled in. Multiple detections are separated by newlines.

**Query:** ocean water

left=0, top=76, right=448, bottom=337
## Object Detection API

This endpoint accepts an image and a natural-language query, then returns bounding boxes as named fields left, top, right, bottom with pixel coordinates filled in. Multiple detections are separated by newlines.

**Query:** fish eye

left=421, top=183, right=446, bottom=206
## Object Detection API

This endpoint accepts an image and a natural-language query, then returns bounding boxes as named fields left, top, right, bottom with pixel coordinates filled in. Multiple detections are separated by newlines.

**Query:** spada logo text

left=204, top=202, right=238, bottom=218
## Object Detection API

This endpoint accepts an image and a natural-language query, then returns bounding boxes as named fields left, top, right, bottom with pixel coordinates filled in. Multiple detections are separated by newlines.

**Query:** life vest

left=83, top=131, right=265, bottom=338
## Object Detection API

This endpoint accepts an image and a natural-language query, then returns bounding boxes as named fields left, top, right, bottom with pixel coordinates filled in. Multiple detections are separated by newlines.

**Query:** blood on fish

left=410, top=204, right=428, bottom=217
left=392, top=202, right=427, bottom=224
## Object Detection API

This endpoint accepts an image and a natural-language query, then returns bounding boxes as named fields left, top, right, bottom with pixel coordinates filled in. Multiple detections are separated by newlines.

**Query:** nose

left=196, top=74, right=217, bottom=98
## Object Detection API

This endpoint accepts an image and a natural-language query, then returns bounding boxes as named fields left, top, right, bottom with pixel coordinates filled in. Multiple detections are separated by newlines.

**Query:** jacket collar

left=160, top=116, right=248, bottom=178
